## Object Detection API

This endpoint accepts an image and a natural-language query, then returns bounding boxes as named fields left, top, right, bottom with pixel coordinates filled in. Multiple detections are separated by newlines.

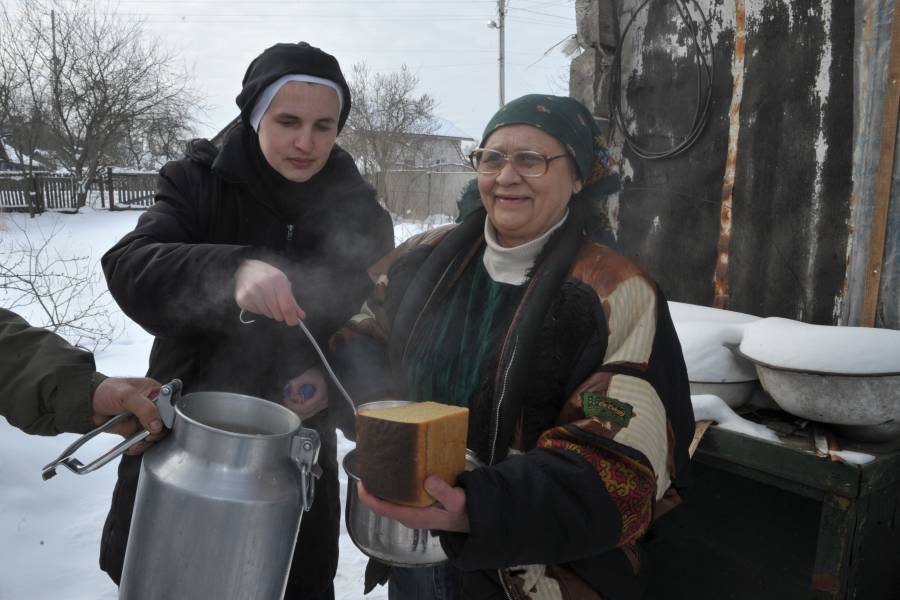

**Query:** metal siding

left=610, top=0, right=856, bottom=325
left=729, top=0, right=853, bottom=323
left=846, top=0, right=900, bottom=329
left=615, top=0, right=733, bottom=308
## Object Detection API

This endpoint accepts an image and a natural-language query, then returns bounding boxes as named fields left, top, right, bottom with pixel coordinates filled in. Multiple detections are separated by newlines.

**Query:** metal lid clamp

left=41, top=379, right=183, bottom=481
left=291, top=428, right=322, bottom=512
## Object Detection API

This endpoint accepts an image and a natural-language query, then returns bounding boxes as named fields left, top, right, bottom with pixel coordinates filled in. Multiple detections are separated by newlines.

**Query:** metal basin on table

left=754, top=364, right=900, bottom=442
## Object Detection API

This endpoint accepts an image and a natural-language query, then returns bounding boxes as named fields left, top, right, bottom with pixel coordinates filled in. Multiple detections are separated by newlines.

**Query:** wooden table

left=642, top=417, right=900, bottom=599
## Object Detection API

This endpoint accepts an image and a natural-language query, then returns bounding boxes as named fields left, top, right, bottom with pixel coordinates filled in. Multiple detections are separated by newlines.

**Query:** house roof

left=0, top=140, right=46, bottom=169
left=431, top=117, right=475, bottom=141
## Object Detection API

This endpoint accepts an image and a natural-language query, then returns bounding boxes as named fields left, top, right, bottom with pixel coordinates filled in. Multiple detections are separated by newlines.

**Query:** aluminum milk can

left=118, top=388, right=321, bottom=600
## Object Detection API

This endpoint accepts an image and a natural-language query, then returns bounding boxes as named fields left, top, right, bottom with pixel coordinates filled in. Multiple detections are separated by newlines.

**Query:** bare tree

left=0, top=7, right=52, bottom=173
left=340, top=62, right=437, bottom=203
left=0, top=218, right=121, bottom=352
left=113, top=112, right=195, bottom=171
left=0, top=0, right=201, bottom=205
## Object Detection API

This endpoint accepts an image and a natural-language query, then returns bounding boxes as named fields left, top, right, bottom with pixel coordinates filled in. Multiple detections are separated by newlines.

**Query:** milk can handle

left=41, top=379, right=182, bottom=481
left=291, top=428, right=322, bottom=512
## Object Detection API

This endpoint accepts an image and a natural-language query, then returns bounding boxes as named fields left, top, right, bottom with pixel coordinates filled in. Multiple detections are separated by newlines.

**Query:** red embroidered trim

left=539, top=431, right=655, bottom=546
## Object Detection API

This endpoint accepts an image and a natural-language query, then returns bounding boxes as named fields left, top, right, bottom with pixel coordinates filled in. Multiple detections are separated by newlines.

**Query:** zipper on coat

left=489, top=337, right=518, bottom=466
left=499, top=569, right=514, bottom=600
left=286, top=224, right=295, bottom=242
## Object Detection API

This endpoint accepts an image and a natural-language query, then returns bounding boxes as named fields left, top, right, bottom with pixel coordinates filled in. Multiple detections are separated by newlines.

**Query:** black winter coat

left=100, top=126, right=394, bottom=596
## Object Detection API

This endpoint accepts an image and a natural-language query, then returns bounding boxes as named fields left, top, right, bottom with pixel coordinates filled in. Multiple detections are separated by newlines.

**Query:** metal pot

left=343, top=448, right=481, bottom=568
left=343, top=448, right=448, bottom=567
left=344, top=399, right=480, bottom=567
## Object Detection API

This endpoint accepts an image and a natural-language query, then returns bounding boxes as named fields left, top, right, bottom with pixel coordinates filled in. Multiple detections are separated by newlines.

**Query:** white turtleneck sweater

left=482, top=211, right=570, bottom=286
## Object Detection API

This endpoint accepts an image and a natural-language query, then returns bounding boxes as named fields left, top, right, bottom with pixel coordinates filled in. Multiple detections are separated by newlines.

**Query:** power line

left=116, top=0, right=497, bottom=3
left=512, top=6, right=572, bottom=21
left=507, top=17, right=574, bottom=28
left=515, top=0, right=573, bottom=7
left=122, top=13, right=494, bottom=19
left=130, top=16, right=496, bottom=23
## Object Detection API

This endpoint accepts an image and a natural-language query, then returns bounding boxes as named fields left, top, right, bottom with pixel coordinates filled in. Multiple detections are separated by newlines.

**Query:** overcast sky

left=120, top=0, right=577, bottom=141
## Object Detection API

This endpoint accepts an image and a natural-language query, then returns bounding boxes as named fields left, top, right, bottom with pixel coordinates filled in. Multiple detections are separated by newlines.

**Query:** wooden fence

left=0, top=173, right=83, bottom=212
left=0, top=169, right=157, bottom=214
left=104, top=169, right=157, bottom=209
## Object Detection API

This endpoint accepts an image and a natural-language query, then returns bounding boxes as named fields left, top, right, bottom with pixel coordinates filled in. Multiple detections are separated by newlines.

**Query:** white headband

left=249, top=74, right=344, bottom=132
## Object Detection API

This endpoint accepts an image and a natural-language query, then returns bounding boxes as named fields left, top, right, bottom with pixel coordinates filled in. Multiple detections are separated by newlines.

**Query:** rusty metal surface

left=727, top=1, right=853, bottom=323
left=613, top=0, right=732, bottom=308
left=609, top=0, right=855, bottom=324
left=713, top=0, right=746, bottom=309
left=846, top=0, right=900, bottom=329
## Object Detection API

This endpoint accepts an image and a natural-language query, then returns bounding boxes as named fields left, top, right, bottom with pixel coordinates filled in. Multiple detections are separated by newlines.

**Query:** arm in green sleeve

left=0, top=308, right=100, bottom=435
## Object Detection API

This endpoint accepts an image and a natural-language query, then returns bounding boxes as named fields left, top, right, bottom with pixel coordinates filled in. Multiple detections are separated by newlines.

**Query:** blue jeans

left=388, top=565, right=459, bottom=600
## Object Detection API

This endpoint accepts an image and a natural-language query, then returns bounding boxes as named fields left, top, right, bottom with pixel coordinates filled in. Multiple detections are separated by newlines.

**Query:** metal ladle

left=239, top=309, right=357, bottom=416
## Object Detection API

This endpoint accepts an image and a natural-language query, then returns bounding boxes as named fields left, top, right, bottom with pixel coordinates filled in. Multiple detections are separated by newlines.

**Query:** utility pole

left=488, top=0, right=506, bottom=108
left=498, top=0, right=506, bottom=107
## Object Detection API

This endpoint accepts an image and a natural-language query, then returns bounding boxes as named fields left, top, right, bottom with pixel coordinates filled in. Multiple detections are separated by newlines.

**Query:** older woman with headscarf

left=331, top=94, right=695, bottom=599
left=100, top=42, right=394, bottom=598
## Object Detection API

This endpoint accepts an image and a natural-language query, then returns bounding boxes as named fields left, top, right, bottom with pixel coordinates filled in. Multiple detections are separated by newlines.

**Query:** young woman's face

left=257, top=82, right=340, bottom=182
left=478, top=124, right=582, bottom=247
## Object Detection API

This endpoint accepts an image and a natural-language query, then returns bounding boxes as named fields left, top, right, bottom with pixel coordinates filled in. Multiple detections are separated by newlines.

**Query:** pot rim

left=176, top=391, right=302, bottom=438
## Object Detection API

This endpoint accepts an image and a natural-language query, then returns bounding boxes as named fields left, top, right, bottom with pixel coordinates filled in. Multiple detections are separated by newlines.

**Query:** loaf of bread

left=356, top=401, right=469, bottom=507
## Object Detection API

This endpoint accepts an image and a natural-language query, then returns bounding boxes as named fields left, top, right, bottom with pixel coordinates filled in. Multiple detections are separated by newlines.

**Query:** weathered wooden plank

left=695, top=427, right=861, bottom=497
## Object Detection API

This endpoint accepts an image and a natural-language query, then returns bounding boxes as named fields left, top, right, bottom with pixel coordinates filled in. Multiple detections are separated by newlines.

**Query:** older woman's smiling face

left=478, top=124, right=582, bottom=247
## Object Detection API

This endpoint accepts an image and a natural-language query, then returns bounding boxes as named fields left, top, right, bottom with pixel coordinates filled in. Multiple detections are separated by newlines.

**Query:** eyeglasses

left=468, top=148, right=570, bottom=178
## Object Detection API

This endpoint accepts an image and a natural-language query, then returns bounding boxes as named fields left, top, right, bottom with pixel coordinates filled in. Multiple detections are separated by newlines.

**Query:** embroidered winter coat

left=331, top=208, right=694, bottom=600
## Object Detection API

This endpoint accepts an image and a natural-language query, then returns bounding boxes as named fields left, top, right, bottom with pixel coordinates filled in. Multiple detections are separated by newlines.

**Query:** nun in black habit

left=100, top=42, right=394, bottom=598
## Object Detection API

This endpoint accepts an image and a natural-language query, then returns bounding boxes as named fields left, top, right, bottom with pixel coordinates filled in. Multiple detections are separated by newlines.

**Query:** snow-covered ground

left=0, top=208, right=433, bottom=600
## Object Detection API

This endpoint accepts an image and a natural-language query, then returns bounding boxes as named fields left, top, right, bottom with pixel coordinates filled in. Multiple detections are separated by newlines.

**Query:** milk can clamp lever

left=41, top=379, right=183, bottom=481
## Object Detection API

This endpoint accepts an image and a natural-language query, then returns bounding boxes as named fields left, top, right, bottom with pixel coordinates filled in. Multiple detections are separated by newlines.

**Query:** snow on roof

left=1, top=141, right=17, bottom=161
left=431, top=117, right=475, bottom=141
left=1, top=140, right=46, bottom=169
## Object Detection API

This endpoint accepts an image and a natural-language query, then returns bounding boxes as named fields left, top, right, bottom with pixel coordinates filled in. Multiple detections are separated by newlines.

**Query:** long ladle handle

left=296, top=319, right=357, bottom=417
left=239, top=309, right=357, bottom=416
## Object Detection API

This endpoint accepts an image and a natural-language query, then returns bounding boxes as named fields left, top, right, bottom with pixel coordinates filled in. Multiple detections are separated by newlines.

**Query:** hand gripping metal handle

left=291, top=428, right=322, bottom=512
left=41, top=379, right=183, bottom=481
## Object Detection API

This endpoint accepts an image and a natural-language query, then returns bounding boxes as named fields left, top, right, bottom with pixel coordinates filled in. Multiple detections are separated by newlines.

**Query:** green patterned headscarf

left=458, top=94, right=619, bottom=238
left=479, top=94, right=614, bottom=188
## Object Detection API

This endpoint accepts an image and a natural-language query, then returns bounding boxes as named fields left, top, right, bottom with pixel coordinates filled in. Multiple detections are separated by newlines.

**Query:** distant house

left=0, top=142, right=25, bottom=171
left=211, top=115, right=475, bottom=174
left=390, top=118, right=475, bottom=171
left=0, top=140, right=48, bottom=172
